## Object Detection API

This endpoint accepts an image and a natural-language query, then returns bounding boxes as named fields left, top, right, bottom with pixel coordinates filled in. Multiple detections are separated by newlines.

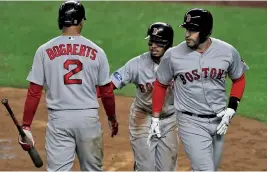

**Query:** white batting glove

left=216, top=108, right=236, bottom=135
left=147, top=117, right=161, bottom=147
left=18, top=126, right=35, bottom=151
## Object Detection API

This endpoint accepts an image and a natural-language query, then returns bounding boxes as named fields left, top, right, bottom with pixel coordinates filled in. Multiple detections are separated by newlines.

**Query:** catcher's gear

left=58, top=0, right=87, bottom=30
left=216, top=108, right=236, bottom=135
left=108, top=116, right=119, bottom=137
left=179, top=8, right=213, bottom=44
left=145, top=22, right=174, bottom=49
left=147, top=117, right=161, bottom=147
left=18, top=125, right=35, bottom=151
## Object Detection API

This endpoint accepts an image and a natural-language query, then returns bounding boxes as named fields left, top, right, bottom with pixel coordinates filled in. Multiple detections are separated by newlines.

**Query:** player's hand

left=147, top=117, right=161, bottom=147
left=18, top=125, right=35, bottom=151
left=108, top=116, right=119, bottom=137
left=216, top=108, right=236, bottom=135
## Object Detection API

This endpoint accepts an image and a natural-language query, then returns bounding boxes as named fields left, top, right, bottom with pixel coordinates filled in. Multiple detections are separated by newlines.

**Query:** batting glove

left=108, top=116, right=119, bottom=138
left=18, top=125, right=35, bottom=151
left=216, top=108, right=236, bottom=135
left=147, top=117, right=161, bottom=147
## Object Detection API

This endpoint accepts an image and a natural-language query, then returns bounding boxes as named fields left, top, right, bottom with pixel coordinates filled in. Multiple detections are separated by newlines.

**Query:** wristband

left=228, top=96, right=240, bottom=111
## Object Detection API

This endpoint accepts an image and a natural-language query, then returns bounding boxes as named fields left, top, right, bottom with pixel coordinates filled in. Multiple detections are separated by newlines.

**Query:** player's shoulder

left=126, top=51, right=150, bottom=64
left=166, top=41, right=192, bottom=57
left=41, top=36, right=61, bottom=48
left=136, top=51, right=151, bottom=61
left=32, top=36, right=61, bottom=56
left=160, top=43, right=186, bottom=61
left=79, top=36, right=107, bottom=56
left=211, top=37, right=238, bottom=53
left=34, top=36, right=63, bottom=55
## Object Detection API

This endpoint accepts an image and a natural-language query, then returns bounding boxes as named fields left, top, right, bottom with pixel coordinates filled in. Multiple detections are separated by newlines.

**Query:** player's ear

left=79, top=19, right=84, bottom=28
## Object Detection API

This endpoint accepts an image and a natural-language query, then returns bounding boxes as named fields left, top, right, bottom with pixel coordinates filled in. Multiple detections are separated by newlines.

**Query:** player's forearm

left=99, top=82, right=116, bottom=120
left=152, top=79, right=168, bottom=118
left=228, top=73, right=246, bottom=111
left=22, top=82, right=43, bottom=126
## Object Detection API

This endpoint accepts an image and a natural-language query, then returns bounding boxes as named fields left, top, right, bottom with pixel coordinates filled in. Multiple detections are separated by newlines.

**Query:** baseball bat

left=1, top=98, right=43, bottom=168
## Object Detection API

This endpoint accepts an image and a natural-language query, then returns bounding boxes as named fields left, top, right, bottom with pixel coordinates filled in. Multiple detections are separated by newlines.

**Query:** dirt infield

left=0, top=87, right=266, bottom=171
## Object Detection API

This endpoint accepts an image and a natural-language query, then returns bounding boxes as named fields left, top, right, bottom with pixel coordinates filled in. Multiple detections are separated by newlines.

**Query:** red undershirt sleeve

left=230, top=73, right=246, bottom=100
left=99, top=82, right=116, bottom=120
left=152, top=79, right=169, bottom=113
left=228, top=74, right=246, bottom=111
left=22, top=82, right=43, bottom=126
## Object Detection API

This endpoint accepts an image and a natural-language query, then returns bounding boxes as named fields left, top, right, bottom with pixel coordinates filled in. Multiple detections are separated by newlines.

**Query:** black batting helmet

left=179, top=8, right=213, bottom=44
left=58, top=1, right=86, bottom=30
left=145, top=22, right=174, bottom=49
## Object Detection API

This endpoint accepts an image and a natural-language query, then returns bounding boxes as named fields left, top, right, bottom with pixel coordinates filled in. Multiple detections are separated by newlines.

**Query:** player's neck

left=153, top=59, right=160, bottom=64
left=151, top=56, right=161, bottom=64
left=61, top=27, right=81, bottom=36
left=62, top=32, right=80, bottom=36
left=196, top=38, right=212, bottom=53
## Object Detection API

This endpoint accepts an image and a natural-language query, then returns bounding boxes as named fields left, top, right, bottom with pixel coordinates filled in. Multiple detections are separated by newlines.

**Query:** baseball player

left=98, top=22, right=178, bottom=171
left=149, top=8, right=249, bottom=171
left=17, top=1, right=118, bottom=171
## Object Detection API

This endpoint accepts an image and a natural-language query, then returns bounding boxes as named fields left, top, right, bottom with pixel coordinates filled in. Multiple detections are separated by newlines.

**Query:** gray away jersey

left=27, top=35, right=111, bottom=110
left=156, top=37, right=249, bottom=115
left=111, top=52, right=175, bottom=117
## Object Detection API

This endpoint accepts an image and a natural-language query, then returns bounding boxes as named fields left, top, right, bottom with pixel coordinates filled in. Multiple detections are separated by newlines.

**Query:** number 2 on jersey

left=64, top=59, right=83, bottom=85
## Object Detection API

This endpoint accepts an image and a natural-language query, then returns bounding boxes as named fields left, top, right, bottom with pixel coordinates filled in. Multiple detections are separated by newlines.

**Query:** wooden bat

left=1, top=98, right=43, bottom=168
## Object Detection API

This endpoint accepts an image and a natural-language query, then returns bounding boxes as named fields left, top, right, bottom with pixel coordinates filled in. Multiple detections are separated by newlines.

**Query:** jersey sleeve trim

left=98, top=79, right=112, bottom=86
left=111, top=72, right=123, bottom=89
left=26, top=79, right=44, bottom=86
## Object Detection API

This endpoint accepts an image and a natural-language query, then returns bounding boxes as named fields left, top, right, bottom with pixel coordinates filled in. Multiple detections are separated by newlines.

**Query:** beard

left=186, top=38, right=199, bottom=50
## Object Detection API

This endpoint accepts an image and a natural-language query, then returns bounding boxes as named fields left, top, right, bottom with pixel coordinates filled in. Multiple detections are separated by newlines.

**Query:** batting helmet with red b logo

left=179, top=8, right=213, bottom=44
left=145, top=22, right=174, bottom=49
